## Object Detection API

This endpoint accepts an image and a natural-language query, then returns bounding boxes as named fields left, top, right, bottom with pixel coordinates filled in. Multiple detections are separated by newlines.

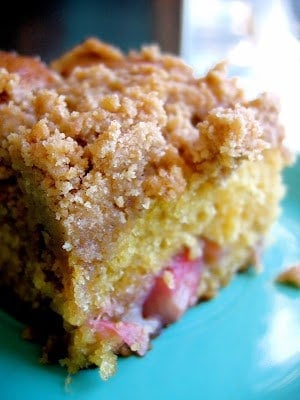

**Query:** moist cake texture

left=0, top=38, right=291, bottom=379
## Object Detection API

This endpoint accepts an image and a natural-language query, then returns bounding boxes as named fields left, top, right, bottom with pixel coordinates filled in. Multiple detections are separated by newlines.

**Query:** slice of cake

left=0, top=38, right=292, bottom=380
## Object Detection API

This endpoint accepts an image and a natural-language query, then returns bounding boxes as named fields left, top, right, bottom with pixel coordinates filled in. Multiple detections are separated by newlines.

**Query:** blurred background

left=0, top=0, right=181, bottom=62
left=0, top=0, right=299, bottom=149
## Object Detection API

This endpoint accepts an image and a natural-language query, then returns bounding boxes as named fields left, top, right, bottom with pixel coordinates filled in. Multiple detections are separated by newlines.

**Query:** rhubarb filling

left=86, top=239, right=225, bottom=358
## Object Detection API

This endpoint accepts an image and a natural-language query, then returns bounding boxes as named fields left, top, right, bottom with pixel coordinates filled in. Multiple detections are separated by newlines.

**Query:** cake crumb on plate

left=276, top=264, right=300, bottom=288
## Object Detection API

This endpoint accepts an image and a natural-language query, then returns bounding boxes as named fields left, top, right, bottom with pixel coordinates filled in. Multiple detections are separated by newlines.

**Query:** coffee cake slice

left=0, top=38, right=291, bottom=379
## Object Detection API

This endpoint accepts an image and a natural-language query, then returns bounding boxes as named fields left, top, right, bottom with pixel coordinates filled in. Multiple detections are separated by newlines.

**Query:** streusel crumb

left=276, top=264, right=300, bottom=287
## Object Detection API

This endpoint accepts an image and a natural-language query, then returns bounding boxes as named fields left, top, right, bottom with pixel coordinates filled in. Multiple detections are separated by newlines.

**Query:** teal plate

left=1, top=158, right=300, bottom=400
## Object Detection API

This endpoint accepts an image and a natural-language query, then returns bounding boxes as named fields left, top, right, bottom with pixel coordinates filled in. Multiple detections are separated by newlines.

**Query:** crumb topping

left=276, top=264, right=300, bottom=287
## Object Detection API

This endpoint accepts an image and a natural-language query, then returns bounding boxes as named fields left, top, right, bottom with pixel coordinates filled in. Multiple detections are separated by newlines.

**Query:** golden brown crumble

left=276, top=264, right=300, bottom=287
left=0, top=38, right=287, bottom=194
